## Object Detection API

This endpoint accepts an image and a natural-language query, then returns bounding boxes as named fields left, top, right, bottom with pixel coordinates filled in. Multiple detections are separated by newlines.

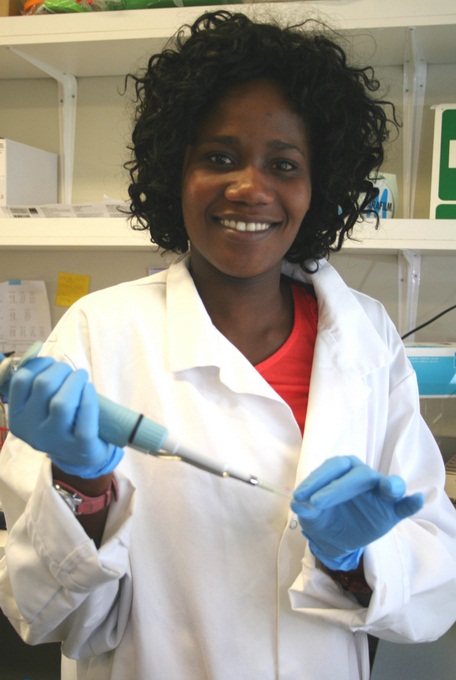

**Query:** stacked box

left=0, top=138, right=58, bottom=206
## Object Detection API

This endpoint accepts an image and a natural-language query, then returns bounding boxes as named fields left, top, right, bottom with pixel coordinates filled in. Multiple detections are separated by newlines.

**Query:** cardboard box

left=0, top=138, right=58, bottom=206
left=0, top=0, right=22, bottom=16
left=430, top=104, right=456, bottom=219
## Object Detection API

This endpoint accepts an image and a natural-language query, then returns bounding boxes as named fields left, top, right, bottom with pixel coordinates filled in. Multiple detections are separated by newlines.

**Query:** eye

left=207, top=153, right=234, bottom=166
left=273, top=159, right=298, bottom=172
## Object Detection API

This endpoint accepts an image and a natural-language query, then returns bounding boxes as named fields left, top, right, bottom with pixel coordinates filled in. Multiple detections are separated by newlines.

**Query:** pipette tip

left=255, top=478, right=293, bottom=500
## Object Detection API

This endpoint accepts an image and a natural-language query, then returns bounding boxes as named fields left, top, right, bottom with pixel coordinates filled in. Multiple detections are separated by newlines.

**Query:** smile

left=219, top=218, right=273, bottom=232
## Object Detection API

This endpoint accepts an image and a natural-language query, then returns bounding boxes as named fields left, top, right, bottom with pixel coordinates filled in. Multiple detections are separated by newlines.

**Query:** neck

left=189, top=259, right=294, bottom=364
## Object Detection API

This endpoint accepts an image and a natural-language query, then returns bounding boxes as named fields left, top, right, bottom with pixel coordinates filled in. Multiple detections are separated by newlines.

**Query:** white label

left=449, top=139, right=456, bottom=169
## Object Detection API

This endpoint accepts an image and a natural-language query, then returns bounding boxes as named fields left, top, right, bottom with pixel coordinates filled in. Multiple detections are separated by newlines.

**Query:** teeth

left=220, top=219, right=271, bottom=232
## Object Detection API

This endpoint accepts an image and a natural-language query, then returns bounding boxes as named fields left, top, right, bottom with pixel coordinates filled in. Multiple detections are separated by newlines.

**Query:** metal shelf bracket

left=402, top=27, right=428, bottom=219
left=7, top=46, right=77, bottom=204
left=398, top=249, right=422, bottom=340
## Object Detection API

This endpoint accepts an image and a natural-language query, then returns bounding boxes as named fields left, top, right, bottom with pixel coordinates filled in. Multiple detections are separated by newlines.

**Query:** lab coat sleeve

left=289, top=326, right=456, bottom=643
left=0, top=436, right=135, bottom=659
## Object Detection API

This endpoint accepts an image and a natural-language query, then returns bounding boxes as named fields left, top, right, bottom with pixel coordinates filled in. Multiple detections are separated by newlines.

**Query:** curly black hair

left=125, top=10, right=398, bottom=270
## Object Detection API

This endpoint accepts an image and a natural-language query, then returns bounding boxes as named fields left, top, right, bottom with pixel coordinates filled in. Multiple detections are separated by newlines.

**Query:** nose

left=225, top=165, right=274, bottom=205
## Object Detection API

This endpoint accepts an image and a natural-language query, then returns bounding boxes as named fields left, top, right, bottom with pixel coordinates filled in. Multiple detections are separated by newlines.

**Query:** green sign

left=439, top=109, right=456, bottom=201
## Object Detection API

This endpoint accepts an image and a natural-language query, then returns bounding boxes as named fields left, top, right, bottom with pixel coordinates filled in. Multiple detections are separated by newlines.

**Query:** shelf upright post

left=402, top=27, right=427, bottom=219
left=398, top=248, right=422, bottom=341
left=7, top=46, right=77, bottom=205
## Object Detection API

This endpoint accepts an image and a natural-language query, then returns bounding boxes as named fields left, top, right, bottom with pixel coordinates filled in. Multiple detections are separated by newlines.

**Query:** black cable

left=401, top=304, right=456, bottom=340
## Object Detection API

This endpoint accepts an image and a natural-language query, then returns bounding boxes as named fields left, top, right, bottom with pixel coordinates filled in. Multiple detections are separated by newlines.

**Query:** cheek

left=290, top=188, right=312, bottom=224
left=182, top=172, right=211, bottom=214
left=181, top=177, right=202, bottom=228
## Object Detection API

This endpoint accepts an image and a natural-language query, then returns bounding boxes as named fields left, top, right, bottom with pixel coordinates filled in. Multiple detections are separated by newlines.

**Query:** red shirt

left=255, top=284, right=318, bottom=434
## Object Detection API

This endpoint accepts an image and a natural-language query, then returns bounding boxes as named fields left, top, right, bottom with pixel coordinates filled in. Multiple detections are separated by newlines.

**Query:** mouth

left=218, top=217, right=276, bottom=233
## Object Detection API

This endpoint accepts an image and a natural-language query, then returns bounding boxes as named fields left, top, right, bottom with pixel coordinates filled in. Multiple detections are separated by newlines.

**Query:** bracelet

left=53, top=477, right=118, bottom=516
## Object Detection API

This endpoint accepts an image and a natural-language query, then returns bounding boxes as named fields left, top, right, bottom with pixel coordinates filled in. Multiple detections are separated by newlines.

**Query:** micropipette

left=0, top=343, right=294, bottom=501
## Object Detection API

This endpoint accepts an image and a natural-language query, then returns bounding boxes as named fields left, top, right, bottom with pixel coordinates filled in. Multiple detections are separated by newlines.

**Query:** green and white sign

left=430, top=104, right=456, bottom=218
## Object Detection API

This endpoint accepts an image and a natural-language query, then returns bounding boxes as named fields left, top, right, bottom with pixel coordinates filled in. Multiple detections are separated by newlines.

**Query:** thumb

left=394, top=492, right=424, bottom=520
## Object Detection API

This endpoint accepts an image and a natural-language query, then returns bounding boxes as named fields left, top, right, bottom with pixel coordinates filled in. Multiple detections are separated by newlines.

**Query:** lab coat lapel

left=287, top=259, right=391, bottom=481
left=166, top=255, right=223, bottom=372
left=165, top=256, right=283, bottom=401
left=299, top=330, right=371, bottom=479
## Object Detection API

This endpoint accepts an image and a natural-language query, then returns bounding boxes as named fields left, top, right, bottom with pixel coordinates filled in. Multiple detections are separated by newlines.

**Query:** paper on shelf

left=0, top=199, right=128, bottom=218
left=0, top=280, right=52, bottom=355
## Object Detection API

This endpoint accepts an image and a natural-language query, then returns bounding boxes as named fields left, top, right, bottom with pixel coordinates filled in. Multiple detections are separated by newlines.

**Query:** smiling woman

left=126, top=10, right=395, bottom=267
left=181, top=79, right=312, bottom=280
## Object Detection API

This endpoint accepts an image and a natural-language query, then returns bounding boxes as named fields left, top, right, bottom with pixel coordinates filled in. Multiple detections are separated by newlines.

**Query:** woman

left=0, top=11, right=455, bottom=680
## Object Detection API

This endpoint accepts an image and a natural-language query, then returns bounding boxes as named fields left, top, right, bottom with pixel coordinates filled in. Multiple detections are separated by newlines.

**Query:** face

left=181, top=79, right=312, bottom=284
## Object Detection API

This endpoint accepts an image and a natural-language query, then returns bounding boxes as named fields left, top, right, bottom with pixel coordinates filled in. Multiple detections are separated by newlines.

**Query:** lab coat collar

left=281, top=259, right=390, bottom=377
left=165, top=255, right=288, bottom=400
left=165, top=255, right=391, bottom=396
left=166, top=254, right=223, bottom=372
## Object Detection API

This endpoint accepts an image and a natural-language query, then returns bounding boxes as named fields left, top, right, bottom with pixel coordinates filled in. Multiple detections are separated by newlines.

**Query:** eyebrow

left=198, top=135, right=307, bottom=158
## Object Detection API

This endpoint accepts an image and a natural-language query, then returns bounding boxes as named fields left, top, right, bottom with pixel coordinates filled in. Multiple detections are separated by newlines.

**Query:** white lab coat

left=0, top=256, right=455, bottom=680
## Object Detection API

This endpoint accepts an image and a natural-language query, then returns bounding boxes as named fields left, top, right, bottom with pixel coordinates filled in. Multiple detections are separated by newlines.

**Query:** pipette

left=0, top=343, right=293, bottom=500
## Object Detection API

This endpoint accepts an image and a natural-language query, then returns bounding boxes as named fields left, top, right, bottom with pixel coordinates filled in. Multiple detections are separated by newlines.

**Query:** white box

left=405, top=343, right=456, bottom=396
left=0, top=138, right=58, bottom=206
left=406, top=343, right=456, bottom=463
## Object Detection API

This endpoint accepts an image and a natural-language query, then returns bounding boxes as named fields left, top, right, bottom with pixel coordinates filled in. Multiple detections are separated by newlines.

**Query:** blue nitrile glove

left=291, top=456, right=424, bottom=571
left=8, top=357, right=124, bottom=478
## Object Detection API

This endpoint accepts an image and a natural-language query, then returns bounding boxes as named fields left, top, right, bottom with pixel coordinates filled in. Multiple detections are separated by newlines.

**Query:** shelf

left=0, top=216, right=154, bottom=249
left=343, top=219, right=456, bottom=253
left=1, top=0, right=456, bottom=79
left=1, top=217, right=454, bottom=252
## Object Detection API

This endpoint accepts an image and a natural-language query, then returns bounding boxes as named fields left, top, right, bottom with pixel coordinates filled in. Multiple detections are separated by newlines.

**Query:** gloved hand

left=291, top=456, right=424, bottom=571
left=8, top=356, right=124, bottom=479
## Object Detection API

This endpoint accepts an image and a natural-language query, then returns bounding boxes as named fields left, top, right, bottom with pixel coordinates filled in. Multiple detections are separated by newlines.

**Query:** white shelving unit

left=0, top=216, right=455, bottom=252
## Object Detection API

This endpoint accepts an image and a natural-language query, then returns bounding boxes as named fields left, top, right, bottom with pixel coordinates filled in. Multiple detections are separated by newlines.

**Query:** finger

left=293, top=456, right=361, bottom=502
left=378, top=475, right=406, bottom=501
left=394, top=492, right=424, bottom=520
left=9, top=359, right=68, bottom=417
left=16, top=356, right=55, bottom=379
left=73, top=381, right=100, bottom=441
left=308, top=464, right=380, bottom=509
left=290, top=500, right=321, bottom=520
left=48, top=369, right=89, bottom=431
